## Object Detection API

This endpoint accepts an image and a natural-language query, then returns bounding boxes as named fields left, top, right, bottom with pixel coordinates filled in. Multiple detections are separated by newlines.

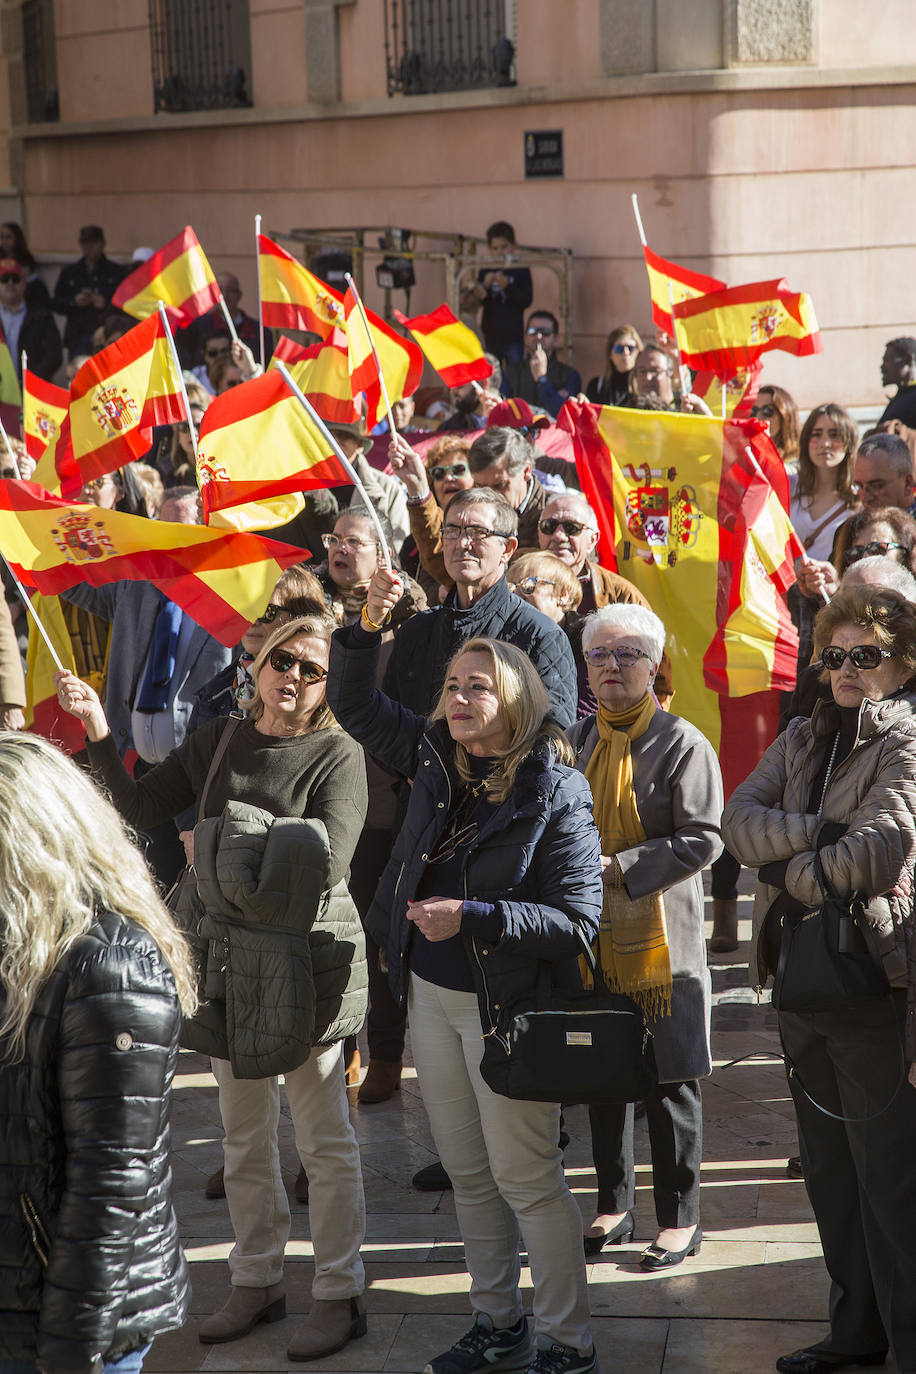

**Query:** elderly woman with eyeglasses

left=54, top=614, right=371, bottom=1364
left=723, top=586, right=916, bottom=1374
left=567, top=605, right=722, bottom=1269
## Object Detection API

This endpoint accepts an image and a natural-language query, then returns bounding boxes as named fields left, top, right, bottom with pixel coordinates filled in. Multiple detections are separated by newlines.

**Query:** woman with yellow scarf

left=568, top=605, right=723, bottom=1270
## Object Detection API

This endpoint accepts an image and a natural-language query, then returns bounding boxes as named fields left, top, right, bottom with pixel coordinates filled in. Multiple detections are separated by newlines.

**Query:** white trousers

left=408, top=974, right=592, bottom=1354
left=212, top=1040, right=366, bottom=1297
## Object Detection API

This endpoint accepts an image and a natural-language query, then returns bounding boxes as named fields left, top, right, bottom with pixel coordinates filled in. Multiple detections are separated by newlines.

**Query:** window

left=22, top=0, right=59, bottom=123
left=148, top=0, right=252, bottom=113
left=384, top=0, right=517, bottom=97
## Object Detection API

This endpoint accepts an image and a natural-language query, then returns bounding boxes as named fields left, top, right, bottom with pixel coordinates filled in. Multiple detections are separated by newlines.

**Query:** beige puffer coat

left=722, top=692, right=916, bottom=1058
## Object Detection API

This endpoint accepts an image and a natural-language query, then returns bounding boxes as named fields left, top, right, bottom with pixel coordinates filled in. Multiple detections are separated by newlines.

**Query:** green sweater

left=87, top=718, right=368, bottom=888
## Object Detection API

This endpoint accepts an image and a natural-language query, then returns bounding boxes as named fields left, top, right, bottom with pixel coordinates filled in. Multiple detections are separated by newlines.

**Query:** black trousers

left=588, top=1079, right=703, bottom=1228
left=348, top=827, right=407, bottom=1063
left=780, top=994, right=916, bottom=1368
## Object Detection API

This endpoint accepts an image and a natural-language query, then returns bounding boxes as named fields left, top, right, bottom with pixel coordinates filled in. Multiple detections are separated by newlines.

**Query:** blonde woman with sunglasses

left=55, top=614, right=370, bottom=1364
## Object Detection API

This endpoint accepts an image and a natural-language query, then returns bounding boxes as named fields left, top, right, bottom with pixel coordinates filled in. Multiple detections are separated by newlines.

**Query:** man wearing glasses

left=501, top=310, right=581, bottom=418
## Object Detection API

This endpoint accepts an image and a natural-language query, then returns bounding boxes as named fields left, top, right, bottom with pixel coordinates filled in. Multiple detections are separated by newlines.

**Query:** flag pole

left=157, top=302, right=200, bottom=466
left=0, top=550, right=64, bottom=670
left=255, top=214, right=265, bottom=369
left=631, top=193, right=648, bottom=248
left=275, top=360, right=393, bottom=573
left=0, top=410, right=19, bottom=476
left=216, top=292, right=240, bottom=345
left=666, top=281, right=693, bottom=401
left=343, top=272, right=398, bottom=438
left=743, top=442, right=828, bottom=604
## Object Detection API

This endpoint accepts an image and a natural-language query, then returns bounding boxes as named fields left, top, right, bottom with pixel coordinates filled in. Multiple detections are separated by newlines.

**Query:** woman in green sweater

left=54, top=614, right=370, bottom=1364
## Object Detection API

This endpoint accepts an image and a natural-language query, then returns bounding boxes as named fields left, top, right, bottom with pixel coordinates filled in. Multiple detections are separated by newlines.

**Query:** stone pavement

left=150, top=877, right=899, bottom=1374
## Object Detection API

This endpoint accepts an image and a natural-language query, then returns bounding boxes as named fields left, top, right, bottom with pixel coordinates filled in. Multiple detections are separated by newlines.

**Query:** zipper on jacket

left=467, top=869, right=509, bottom=1051
left=20, top=1193, right=49, bottom=1267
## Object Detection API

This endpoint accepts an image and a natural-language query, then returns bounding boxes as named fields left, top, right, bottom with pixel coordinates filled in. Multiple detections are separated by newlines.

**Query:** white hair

left=543, top=491, right=598, bottom=529
left=841, top=556, right=916, bottom=601
left=581, top=603, right=666, bottom=664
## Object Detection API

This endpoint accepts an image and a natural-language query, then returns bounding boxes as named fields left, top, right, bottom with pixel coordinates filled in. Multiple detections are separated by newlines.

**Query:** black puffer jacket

left=0, top=912, right=189, bottom=1373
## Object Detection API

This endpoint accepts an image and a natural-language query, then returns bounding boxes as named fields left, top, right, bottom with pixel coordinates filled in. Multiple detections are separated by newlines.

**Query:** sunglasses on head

left=431, top=462, right=469, bottom=482
left=539, top=517, right=589, bottom=537
left=843, top=541, right=906, bottom=566
left=267, top=648, right=328, bottom=683
left=820, top=645, right=895, bottom=671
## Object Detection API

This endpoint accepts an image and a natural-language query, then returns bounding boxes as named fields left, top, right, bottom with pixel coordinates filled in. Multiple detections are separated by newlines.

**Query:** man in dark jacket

left=51, top=224, right=125, bottom=355
left=0, top=257, right=61, bottom=383
left=501, top=309, right=581, bottom=418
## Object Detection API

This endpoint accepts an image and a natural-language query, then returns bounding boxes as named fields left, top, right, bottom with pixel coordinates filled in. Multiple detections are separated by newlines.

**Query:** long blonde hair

left=431, top=637, right=573, bottom=802
left=0, top=733, right=197, bottom=1059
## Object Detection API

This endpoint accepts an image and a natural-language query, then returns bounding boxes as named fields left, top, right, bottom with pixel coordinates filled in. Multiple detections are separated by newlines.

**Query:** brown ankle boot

left=198, top=1282, right=286, bottom=1344
left=357, top=1059, right=402, bottom=1104
left=710, top=897, right=739, bottom=953
left=287, top=1295, right=367, bottom=1361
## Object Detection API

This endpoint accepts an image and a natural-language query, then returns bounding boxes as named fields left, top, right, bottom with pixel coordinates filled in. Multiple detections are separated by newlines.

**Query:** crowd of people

left=1, top=217, right=916, bottom=1374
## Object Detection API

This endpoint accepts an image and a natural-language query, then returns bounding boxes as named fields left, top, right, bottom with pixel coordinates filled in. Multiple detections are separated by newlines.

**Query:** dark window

left=22, top=0, right=59, bottom=123
left=384, top=0, right=516, bottom=97
left=148, top=0, right=252, bottom=113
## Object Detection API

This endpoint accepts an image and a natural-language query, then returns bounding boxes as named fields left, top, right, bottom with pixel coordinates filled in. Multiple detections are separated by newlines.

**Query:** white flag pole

left=216, top=292, right=240, bottom=344
left=275, top=360, right=393, bottom=572
left=666, top=280, right=693, bottom=400
left=255, top=214, right=265, bottom=368
left=0, top=550, right=64, bottom=669
left=157, top=302, right=199, bottom=467
left=0, top=411, right=20, bottom=476
left=343, top=272, right=398, bottom=438
left=631, top=193, right=648, bottom=248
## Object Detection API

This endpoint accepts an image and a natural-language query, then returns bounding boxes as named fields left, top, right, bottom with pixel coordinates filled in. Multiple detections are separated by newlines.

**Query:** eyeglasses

left=442, top=523, right=509, bottom=545
left=321, top=533, right=378, bottom=553
left=267, top=648, right=328, bottom=682
left=257, top=603, right=284, bottom=624
left=512, top=576, right=556, bottom=595
left=843, top=541, right=906, bottom=566
left=538, top=517, right=590, bottom=537
left=526, top=326, right=555, bottom=336
left=430, top=462, right=469, bottom=482
left=584, top=645, right=651, bottom=668
left=750, top=404, right=776, bottom=418
left=851, top=479, right=895, bottom=497
left=612, top=342, right=638, bottom=355
left=820, top=645, right=895, bottom=671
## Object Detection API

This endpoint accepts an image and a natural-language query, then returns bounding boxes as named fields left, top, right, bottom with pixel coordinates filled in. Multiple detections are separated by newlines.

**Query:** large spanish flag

left=343, top=282, right=423, bottom=428
left=258, top=234, right=347, bottom=338
left=197, top=370, right=350, bottom=532
left=112, top=226, right=222, bottom=327
left=642, top=246, right=725, bottom=336
left=560, top=400, right=800, bottom=795
left=268, top=330, right=360, bottom=424
left=23, top=369, right=68, bottom=465
left=673, top=279, right=821, bottom=378
left=0, top=480, right=305, bottom=647
left=394, top=304, right=491, bottom=388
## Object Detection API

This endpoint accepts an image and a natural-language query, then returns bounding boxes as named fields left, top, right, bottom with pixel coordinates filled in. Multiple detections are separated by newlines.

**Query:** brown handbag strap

left=803, top=501, right=847, bottom=551
left=197, top=712, right=244, bottom=823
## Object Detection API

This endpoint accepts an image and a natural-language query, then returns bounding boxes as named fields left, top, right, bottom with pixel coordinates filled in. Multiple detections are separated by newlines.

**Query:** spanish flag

left=23, top=369, right=68, bottom=465
left=343, top=282, right=423, bottom=428
left=0, top=480, right=306, bottom=647
left=258, top=235, right=347, bottom=339
left=25, top=592, right=101, bottom=754
left=673, top=279, right=822, bottom=378
left=560, top=401, right=799, bottom=795
left=112, top=226, right=222, bottom=327
left=691, top=361, right=763, bottom=420
left=197, top=370, right=350, bottom=532
left=642, top=246, right=725, bottom=336
left=394, top=304, right=491, bottom=388
left=269, top=331, right=360, bottom=424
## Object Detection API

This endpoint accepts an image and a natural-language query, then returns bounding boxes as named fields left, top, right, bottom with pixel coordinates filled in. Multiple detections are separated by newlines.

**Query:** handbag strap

left=779, top=1019, right=905, bottom=1124
left=197, top=712, right=244, bottom=823
left=802, top=501, right=848, bottom=552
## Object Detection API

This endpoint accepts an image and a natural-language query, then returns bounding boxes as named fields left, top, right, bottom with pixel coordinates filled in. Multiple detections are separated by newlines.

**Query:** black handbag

left=479, top=938, right=657, bottom=1105
left=771, top=853, right=889, bottom=1014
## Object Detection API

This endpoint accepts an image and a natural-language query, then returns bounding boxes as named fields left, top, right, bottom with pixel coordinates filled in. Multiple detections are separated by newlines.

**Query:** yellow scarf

left=583, top=693, right=672, bottom=1018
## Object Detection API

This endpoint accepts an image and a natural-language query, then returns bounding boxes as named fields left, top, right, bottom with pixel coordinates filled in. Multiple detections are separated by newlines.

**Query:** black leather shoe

left=412, top=1160, right=453, bottom=1192
left=640, top=1224, right=702, bottom=1270
left=775, top=1349, right=886, bottom=1374
left=584, top=1210, right=635, bottom=1257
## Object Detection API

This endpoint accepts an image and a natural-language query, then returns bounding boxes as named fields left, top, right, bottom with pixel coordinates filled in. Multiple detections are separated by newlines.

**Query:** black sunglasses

left=431, top=462, right=469, bottom=482
left=539, top=517, right=589, bottom=537
left=843, top=541, right=906, bottom=566
left=0, top=274, right=20, bottom=285
left=268, top=649, right=328, bottom=683
left=820, top=645, right=895, bottom=671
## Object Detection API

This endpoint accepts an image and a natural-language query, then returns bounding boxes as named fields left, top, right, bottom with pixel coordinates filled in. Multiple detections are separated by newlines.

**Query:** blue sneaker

left=424, top=1314, right=534, bottom=1374
left=527, top=1337, right=598, bottom=1374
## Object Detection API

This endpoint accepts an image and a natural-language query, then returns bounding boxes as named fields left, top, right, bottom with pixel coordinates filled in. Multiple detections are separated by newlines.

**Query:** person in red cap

left=485, top=395, right=550, bottom=439
left=0, top=256, right=61, bottom=385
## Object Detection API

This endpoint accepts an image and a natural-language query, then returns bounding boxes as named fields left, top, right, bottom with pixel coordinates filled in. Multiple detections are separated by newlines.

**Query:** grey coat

left=568, top=710, right=724, bottom=1081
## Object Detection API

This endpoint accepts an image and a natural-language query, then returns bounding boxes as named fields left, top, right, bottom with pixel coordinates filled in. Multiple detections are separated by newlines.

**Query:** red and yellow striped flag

left=197, top=370, right=350, bottom=532
left=691, top=361, right=763, bottom=420
left=269, top=331, right=360, bottom=424
left=23, top=369, right=68, bottom=465
left=673, top=279, right=821, bottom=378
left=112, top=226, right=221, bottom=327
left=642, top=246, right=725, bottom=336
left=258, top=235, right=347, bottom=339
left=343, top=282, right=423, bottom=428
left=393, top=304, right=491, bottom=388
left=0, top=480, right=306, bottom=647
left=560, top=401, right=800, bottom=795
